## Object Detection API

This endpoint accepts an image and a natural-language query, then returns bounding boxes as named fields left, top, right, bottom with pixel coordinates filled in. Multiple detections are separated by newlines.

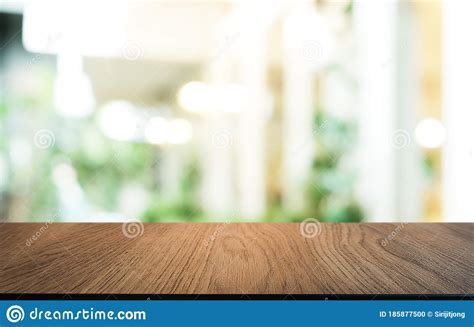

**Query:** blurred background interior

left=0, top=0, right=473, bottom=223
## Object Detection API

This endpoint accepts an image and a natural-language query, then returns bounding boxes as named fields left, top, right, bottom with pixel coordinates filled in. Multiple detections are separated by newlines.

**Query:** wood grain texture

left=0, top=223, right=472, bottom=295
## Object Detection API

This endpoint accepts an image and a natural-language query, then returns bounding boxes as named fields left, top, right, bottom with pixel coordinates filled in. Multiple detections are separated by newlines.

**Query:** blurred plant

left=0, top=65, right=59, bottom=221
left=267, top=110, right=364, bottom=223
left=305, top=110, right=363, bottom=222
left=69, top=126, right=157, bottom=211
left=141, top=158, right=202, bottom=222
left=1, top=82, right=202, bottom=222
left=344, top=1, right=353, bottom=15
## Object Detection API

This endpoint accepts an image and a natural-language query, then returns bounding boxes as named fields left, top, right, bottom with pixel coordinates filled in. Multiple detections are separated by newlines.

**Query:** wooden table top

left=0, top=223, right=472, bottom=295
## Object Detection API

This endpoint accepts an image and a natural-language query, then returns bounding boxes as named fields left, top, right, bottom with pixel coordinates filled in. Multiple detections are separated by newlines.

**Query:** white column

left=236, top=26, right=267, bottom=219
left=200, top=37, right=236, bottom=219
left=200, top=114, right=235, bottom=218
left=442, top=0, right=474, bottom=222
left=281, top=5, right=316, bottom=212
left=394, top=1, right=423, bottom=221
left=354, top=1, right=398, bottom=221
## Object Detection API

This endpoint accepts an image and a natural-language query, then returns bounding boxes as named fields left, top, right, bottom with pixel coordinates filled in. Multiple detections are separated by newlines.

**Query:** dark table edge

left=0, top=294, right=472, bottom=301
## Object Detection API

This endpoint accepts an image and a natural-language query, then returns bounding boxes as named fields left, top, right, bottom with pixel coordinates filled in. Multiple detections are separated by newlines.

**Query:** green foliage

left=2, top=65, right=361, bottom=223
left=29, top=148, right=61, bottom=219
left=267, top=110, right=364, bottom=223
left=345, top=1, right=354, bottom=15
left=141, top=159, right=202, bottom=222
left=142, top=200, right=202, bottom=222
left=66, top=126, right=156, bottom=211
left=306, top=111, right=364, bottom=222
